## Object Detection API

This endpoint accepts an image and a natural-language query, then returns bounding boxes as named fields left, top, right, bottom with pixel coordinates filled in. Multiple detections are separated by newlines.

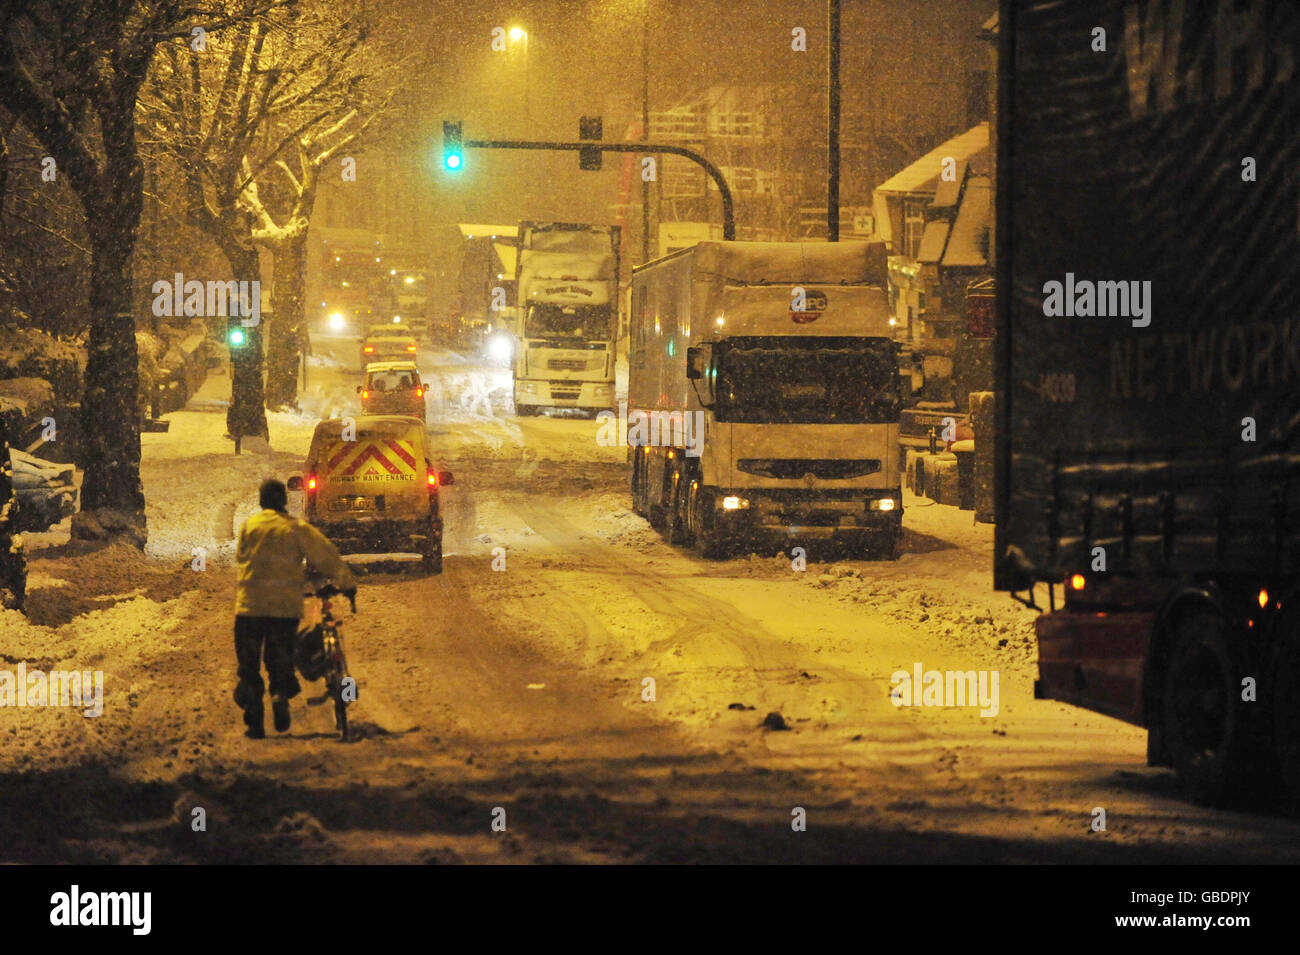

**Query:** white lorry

left=627, top=240, right=904, bottom=559
left=512, top=221, right=620, bottom=416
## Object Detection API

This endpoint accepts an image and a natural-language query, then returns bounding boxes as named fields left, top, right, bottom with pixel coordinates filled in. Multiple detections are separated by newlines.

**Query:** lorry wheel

left=630, top=452, right=646, bottom=517
left=1162, top=611, right=1250, bottom=805
left=1272, top=629, right=1300, bottom=806
left=667, top=472, right=693, bottom=546
left=690, top=488, right=729, bottom=560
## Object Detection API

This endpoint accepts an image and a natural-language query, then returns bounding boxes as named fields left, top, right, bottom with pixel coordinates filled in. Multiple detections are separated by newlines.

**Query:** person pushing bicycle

left=234, top=478, right=355, bottom=738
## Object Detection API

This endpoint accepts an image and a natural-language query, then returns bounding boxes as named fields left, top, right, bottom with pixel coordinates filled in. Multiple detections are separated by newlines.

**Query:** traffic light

left=442, top=120, right=463, bottom=171
left=226, top=315, right=260, bottom=356
left=579, top=115, right=602, bottom=171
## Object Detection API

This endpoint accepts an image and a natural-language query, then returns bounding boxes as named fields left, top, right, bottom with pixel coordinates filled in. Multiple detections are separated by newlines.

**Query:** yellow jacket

left=235, top=509, right=356, bottom=619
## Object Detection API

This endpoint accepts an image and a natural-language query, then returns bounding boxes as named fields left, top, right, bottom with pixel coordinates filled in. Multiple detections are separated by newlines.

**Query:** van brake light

left=427, top=470, right=438, bottom=487
left=307, top=475, right=318, bottom=491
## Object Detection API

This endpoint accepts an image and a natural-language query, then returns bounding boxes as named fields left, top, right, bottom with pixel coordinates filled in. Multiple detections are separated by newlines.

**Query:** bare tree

left=142, top=1, right=395, bottom=414
left=0, top=0, right=224, bottom=545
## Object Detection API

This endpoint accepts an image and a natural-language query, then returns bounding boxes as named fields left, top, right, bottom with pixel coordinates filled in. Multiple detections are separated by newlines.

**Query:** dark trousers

left=234, top=616, right=301, bottom=724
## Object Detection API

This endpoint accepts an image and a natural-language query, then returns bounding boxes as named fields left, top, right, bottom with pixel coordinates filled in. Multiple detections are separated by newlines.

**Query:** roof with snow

left=458, top=224, right=518, bottom=239
left=916, top=221, right=951, bottom=264
left=942, top=176, right=991, bottom=267
left=651, top=240, right=888, bottom=285
left=875, top=123, right=990, bottom=196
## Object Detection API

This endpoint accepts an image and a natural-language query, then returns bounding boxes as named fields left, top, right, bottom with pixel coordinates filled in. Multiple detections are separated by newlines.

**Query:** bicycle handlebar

left=312, top=583, right=356, bottom=613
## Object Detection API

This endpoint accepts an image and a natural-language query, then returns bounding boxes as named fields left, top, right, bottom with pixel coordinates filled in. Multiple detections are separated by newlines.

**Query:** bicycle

left=300, top=583, right=357, bottom=740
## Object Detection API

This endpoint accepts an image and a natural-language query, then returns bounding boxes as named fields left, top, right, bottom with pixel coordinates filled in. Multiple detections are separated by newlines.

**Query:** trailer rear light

left=416, top=387, right=424, bottom=397
left=307, top=475, right=318, bottom=491
left=1258, top=588, right=1270, bottom=609
left=362, top=390, right=369, bottom=399
left=1069, top=573, right=1086, bottom=591
left=406, top=345, right=417, bottom=352
left=363, top=345, right=375, bottom=353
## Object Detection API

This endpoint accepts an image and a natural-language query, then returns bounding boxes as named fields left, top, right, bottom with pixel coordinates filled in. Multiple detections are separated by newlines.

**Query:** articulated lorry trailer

left=512, top=221, right=620, bottom=415
left=627, top=241, right=904, bottom=559
left=998, top=0, right=1300, bottom=804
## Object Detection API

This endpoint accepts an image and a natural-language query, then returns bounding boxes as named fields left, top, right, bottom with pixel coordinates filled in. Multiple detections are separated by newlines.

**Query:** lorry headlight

left=869, top=497, right=897, bottom=511
left=594, top=385, right=611, bottom=397
left=488, top=333, right=513, bottom=363
left=518, top=381, right=537, bottom=394
left=328, top=312, right=344, bottom=331
left=721, top=496, right=749, bottom=510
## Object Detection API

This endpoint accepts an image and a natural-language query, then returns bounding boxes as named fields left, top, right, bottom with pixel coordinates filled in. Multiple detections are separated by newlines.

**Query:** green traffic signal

left=442, top=120, right=463, bottom=172
left=229, top=327, right=246, bottom=347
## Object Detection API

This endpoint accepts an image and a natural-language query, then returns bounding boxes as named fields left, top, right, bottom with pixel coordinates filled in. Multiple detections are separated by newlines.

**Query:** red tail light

left=363, top=345, right=375, bottom=353
left=362, top=390, right=369, bottom=399
left=406, top=345, right=416, bottom=352
left=427, top=470, right=438, bottom=487
left=307, top=475, right=318, bottom=491
left=415, top=387, right=424, bottom=397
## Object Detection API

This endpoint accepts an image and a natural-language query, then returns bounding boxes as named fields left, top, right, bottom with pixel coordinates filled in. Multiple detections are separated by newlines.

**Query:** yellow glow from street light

left=509, top=26, right=525, bottom=40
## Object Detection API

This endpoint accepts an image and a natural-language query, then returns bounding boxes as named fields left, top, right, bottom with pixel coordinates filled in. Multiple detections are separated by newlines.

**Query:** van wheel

left=1273, top=626, right=1300, bottom=806
left=1162, top=611, right=1251, bottom=805
left=420, top=525, right=443, bottom=575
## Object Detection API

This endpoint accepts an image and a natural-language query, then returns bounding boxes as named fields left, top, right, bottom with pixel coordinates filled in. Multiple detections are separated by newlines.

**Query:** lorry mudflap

left=1034, top=609, right=1157, bottom=726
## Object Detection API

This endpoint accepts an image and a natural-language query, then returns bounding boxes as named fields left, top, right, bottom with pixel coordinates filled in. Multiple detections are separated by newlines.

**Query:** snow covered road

left=3, top=344, right=1300, bottom=863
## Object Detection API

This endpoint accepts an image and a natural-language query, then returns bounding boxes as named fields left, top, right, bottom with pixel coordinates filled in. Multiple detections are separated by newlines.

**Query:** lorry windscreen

left=713, top=337, right=900, bottom=425
left=525, top=304, right=612, bottom=341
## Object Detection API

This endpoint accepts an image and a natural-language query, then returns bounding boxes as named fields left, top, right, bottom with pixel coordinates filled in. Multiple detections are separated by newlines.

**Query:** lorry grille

left=737, top=458, right=882, bottom=480
left=547, top=358, right=589, bottom=371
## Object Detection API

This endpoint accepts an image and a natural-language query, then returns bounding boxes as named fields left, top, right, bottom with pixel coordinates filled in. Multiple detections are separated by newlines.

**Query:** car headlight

left=328, top=312, right=344, bottom=331
left=488, top=334, right=513, bottom=363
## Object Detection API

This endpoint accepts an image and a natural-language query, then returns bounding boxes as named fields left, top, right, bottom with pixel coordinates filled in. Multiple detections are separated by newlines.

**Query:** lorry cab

left=288, top=415, right=452, bottom=573
left=359, top=361, right=426, bottom=423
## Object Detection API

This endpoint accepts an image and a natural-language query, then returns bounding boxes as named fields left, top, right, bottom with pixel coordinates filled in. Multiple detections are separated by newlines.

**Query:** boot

left=244, top=704, right=265, bottom=739
left=272, top=696, right=291, bottom=733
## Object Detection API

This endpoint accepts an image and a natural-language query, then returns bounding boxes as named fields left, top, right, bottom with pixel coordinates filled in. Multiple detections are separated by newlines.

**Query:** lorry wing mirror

left=438, top=470, right=454, bottom=486
left=356, top=385, right=363, bottom=394
left=287, top=475, right=304, bottom=491
left=686, top=346, right=707, bottom=380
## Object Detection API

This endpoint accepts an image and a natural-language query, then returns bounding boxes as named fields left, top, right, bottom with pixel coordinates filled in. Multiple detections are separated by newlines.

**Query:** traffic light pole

left=462, top=138, right=736, bottom=242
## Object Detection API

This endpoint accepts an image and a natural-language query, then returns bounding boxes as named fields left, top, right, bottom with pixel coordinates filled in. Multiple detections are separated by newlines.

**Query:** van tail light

left=307, top=475, right=318, bottom=491
left=406, top=345, right=417, bottom=352
left=363, top=346, right=375, bottom=353
left=427, top=470, right=438, bottom=487
left=415, top=387, right=424, bottom=397
left=362, top=390, right=369, bottom=399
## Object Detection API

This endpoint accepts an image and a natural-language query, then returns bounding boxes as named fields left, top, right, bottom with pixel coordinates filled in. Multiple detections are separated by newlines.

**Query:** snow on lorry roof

left=635, top=240, right=888, bottom=286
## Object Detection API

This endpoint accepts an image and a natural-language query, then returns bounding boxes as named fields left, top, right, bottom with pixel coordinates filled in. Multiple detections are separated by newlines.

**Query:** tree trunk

left=0, top=415, right=26, bottom=611
left=70, top=122, right=148, bottom=547
left=265, top=238, right=306, bottom=410
left=221, top=242, right=269, bottom=443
